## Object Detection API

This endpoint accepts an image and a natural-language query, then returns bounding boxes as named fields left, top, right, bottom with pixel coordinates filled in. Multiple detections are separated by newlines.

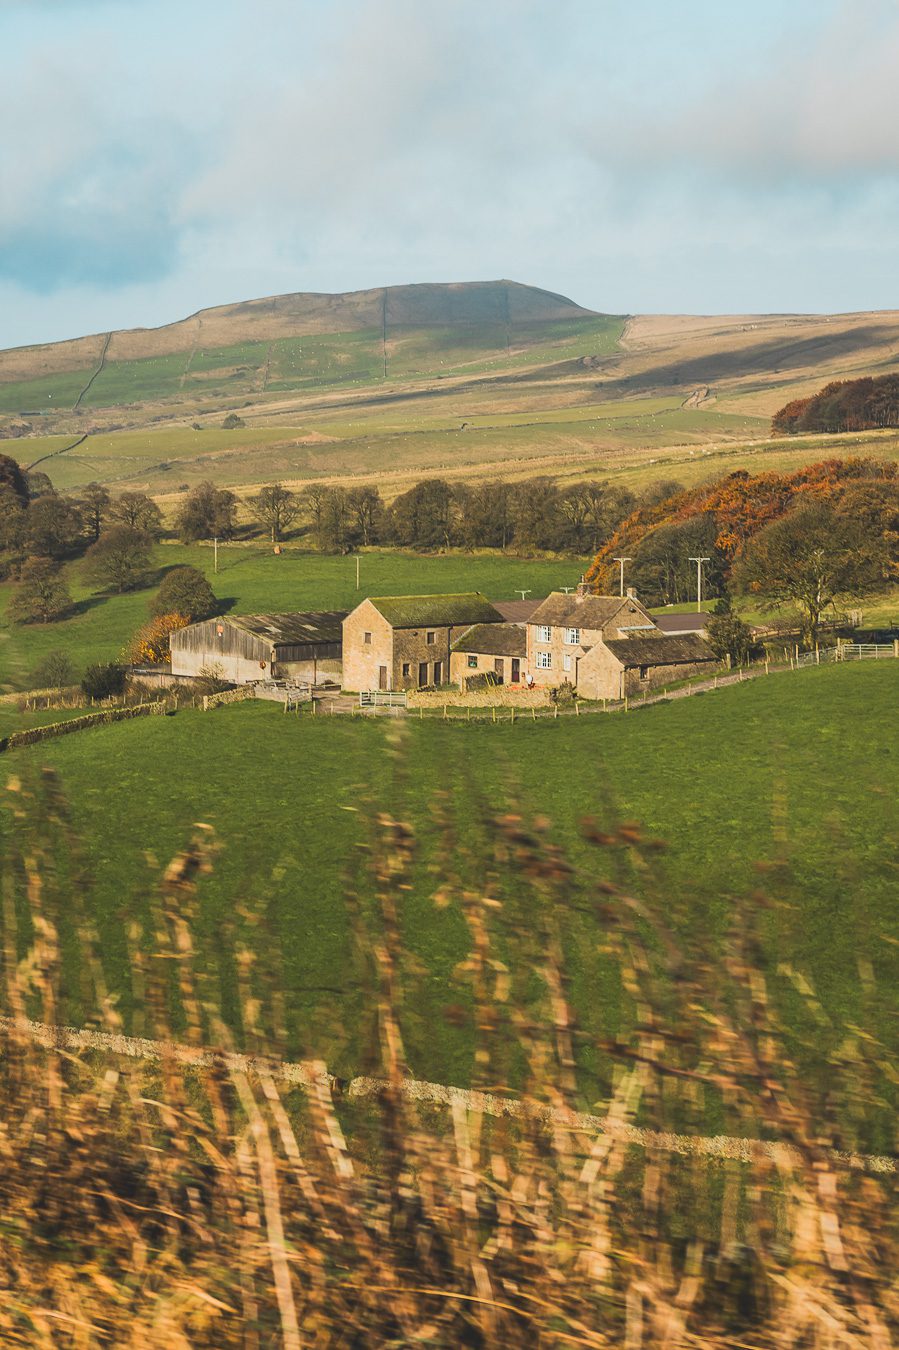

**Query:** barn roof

left=653, top=613, right=708, bottom=635
left=227, top=612, right=348, bottom=646
left=603, top=634, right=715, bottom=667
left=529, top=593, right=634, bottom=629
left=451, top=623, right=527, bottom=657
left=367, top=593, right=504, bottom=628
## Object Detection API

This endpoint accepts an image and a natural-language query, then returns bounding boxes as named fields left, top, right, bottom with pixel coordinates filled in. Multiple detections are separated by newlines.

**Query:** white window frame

left=536, top=625, right=552, bottom=643
left=536, top=651, right=552, bottom=669
left=564, top=627, right=580, bottom=645
left=563, top=654, right=572, bottom=672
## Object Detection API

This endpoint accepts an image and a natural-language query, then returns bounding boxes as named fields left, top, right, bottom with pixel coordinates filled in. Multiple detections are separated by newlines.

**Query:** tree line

left=772, top=374, right=899, bottom=435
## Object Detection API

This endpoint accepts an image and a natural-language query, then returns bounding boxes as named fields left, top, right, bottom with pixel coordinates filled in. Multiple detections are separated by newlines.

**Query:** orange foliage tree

left=128, top=612, right=190, bottom=665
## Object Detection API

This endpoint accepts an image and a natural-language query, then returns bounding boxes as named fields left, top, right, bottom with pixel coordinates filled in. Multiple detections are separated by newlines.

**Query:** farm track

left=72, top=331, right=111, bottom=410
left=2, top=1013, right=892, bottom=1174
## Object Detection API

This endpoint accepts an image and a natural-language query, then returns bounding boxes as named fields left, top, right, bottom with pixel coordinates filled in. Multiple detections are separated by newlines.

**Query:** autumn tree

left=734, top=501, right=882, bottom=646
left=7, top=558, right=72, bottom=624
left=250, top=483, right=301, bottom=542
left=128, top=612, right=190, bottom=665
left=151, top=566, right=217, bottom=621
left=84, top=527, right=153, bottom=593
left=176, top=482, right=237, bottom=543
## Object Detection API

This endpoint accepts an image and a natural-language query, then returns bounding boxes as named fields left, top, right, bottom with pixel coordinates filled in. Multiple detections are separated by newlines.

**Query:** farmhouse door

left=494, top=658, right=504, bottom=682
left=378, top=665, right=388, bottom=690
left=418, top=661, right=428, bottom=687
left=433, top=661, right=443, bottom=685
left=511, top=658, right=520, bottom=683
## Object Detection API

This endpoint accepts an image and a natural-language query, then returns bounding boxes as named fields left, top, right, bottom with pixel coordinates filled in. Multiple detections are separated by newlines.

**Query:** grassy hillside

left=4, top=661, right=896, bottom=1133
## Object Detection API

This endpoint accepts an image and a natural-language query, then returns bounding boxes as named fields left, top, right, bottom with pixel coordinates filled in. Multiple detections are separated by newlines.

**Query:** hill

left=5, top=281, right=899, bottom=501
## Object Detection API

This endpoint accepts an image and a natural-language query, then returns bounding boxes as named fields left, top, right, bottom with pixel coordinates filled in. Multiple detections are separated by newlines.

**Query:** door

left=433, top=660, right=443, bottom=686
left=418, top=661, right=429, bottom=687
left=378, top=665, right=388, bottom=690
left=494, top=658, right=504, bottom=683
left=511, top=658, right=520, bottom=683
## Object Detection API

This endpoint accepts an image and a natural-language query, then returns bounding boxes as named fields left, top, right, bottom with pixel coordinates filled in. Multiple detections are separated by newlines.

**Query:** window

left=536, top=625, right=552, bottom=643
left=363, top=631, right=372, bottom=644
left=639, top=666, right=648, bottom=680
left=402, top=662, right=411, bottom=678
left=564, top=627, right=580, bottom=645
left=536, top=651, right=552, bottom=669
left=563, top=654, right=572, bottom=672
left=467, top=654, right=478, bottom=669
left=426, top=630, right=436, bottom=644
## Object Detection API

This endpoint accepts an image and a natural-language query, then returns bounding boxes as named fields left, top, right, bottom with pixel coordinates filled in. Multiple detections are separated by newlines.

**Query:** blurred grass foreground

left=0, top=754, right=896, bottom=1348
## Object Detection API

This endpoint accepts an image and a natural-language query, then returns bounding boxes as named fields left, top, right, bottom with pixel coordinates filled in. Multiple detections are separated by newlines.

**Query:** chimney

left=626, top=586, right=637, bottom=600
left=575, top=576, right=591, bottom=599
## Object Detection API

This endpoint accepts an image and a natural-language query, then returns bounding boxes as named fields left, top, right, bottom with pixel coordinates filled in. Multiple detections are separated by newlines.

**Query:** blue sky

left=2, top=0, right=898, bottom=347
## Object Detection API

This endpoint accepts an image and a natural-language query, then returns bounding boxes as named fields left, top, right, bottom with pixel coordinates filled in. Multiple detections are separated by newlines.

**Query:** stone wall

left=407, top=686, right=551, bottom=709
left=202, top=685, right=256, bottom=711
left=0, top=701, right=167, bottom=753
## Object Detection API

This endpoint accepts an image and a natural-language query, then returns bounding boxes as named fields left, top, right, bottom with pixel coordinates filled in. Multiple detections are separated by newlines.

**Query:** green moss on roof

left=368, top=593, right=504, bottom=628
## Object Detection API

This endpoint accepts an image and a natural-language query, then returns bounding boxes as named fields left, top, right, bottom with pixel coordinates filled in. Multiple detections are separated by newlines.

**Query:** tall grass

left=0, top=752, right=895, bottom=1346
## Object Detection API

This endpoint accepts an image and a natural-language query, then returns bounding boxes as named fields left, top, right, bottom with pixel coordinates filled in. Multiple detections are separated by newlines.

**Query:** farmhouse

left=527, top=590, right=656, bottom=688
left=170, top=612, right=346, bottom=685
left=450, top=622, right=527, bottom=688
left=342, top=593, right=504, bottom=691
left=575, top=633, right=717, bottom=700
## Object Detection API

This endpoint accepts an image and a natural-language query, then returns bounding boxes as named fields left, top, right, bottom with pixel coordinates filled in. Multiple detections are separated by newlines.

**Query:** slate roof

left=367, top=593, right=504, bottom=628
left=228, top=612, right=348, bottom=646
left=602, top=634, right=715, bottom=667
left=494, top=599, right=541, bottom=622
left=451, top=623, right=528, bottom=657
left=653, top=613, right=708, bottom=635
left=529, top=593, right=630, bottom=629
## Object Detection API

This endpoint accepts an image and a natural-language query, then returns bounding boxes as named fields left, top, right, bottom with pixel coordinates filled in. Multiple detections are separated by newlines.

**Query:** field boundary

left=0, top=700, right=166, bottom=752
left=1, top=1014, right=892, bottom=1175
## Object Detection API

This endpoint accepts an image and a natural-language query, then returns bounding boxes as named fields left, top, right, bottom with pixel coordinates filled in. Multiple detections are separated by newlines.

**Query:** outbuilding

left=450, top=622, right=528, bottom=688
left=576, top=633, right=716, bottom=700
left=342, top=593, right=504, bottom=691
left=170, top=612, right=347, bottom=685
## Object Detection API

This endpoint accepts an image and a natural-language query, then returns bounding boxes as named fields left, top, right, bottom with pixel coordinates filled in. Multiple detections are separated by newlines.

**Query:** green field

left=0, top=546, right=586, bottom=691
left=3, top=662, right=896, bottom=1143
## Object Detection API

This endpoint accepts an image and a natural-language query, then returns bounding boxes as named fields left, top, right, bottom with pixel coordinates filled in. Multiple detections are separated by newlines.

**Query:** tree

left=0, top=452, right=28, bottom=506
left=250, top=483, right=301, bottom=542
left=7, top=558, right=72, bottom=624
left=109, top=491, right=163, bottom=537
left=84, top=527, right=153, bottom=593
left=300, top=484, right=331, bottom=547
left=25, top=495, right=85, bottom=559
left=128, top=613, right=190, bottom=665
left=81, top=663, right=126, bottom=700
left=79, top=482, right=111, bottom=543
left=346, top=485, right=384, bottom=547
left=175, top=481, right=237, bottom=543
left=318, top=487, right=352, bottom=553
left=629, top=514, right=726, bottom=607
left=389, top=479, right=459, bottom=550
left=734, top=501, right=882, bottom=647
left=705, top=611, right=754, bottom=667
left=0, top=484, right=27, bottom=554
left=511, top=478, right=562, bottom=552
left=32, top=649, right=76, bottom=689
left=222, top=413, right=245, bottom=429
left=151, top=566, right=217, bottom=620
left=458, top=480, right=514, bottom=550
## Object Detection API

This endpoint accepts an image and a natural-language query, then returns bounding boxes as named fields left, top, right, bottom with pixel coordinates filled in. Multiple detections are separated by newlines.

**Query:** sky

left=2, top=0, right=899, bottom=348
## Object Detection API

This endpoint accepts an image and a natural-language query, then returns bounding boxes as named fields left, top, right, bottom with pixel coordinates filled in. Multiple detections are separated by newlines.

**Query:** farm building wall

left=449, top=650, right=523, bottom=688
left=170, top=619, right=272, bottom=684
left=342, top=601, right=395, bottom=692
left=527, top=599, right=654, bottom=691
left=574, top=643, right=625, bottom=700
left=276, top=656, right=343, bottom=685
left=621, top=659, right=714, bottom=696
left=343, top=601, right=487, bottom=691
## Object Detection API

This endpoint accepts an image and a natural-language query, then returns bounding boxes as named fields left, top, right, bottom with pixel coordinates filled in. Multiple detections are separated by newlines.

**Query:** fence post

left=444, top=705, right=447, bottom=719
left=511, top=705, right=515, bottom=724
left=894, top=640, right=899, bottom=659
left=575, top=701, right=580, bottom=716
left=492, top=705, right=496, bottom=723
left=532, top=706, right=536, bottom=721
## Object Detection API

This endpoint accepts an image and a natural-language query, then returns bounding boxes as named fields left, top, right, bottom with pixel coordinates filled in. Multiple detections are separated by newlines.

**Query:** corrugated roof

left=451, top=623, right=527, bottom=657
left=494, top=599, right=541, bottom=622
left=603, top=634, right=715, bottom=667
left=367, top=593, right=504, bottom=628
left=653, top=613, right=708, bottom=635
left=228, top=612, right=348, bottom=645
left=529, top=593, right=629, bottom=629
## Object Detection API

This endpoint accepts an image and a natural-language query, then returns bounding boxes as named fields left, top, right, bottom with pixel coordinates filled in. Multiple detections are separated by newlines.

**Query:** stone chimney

left=626, top=586, right=637, bottom=599
left=575, top=575, right=591, bottom=600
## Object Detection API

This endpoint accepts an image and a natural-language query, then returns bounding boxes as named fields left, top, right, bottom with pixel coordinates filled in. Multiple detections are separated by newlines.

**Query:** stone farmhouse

left=170, top=612, right=346, bottom=685
left=341, top=593, right=504, bottom=692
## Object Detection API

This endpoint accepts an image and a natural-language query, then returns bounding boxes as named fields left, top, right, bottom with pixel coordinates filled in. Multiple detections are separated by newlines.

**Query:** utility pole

left=213, top=536, right=218, bottom=575
left=355, top=555, right=360, bottom=590
left=613, top=557, right=631, bottom=597
left=516, top=589, right=532, bottom=603
left=689, top=556, right=710, bottom=612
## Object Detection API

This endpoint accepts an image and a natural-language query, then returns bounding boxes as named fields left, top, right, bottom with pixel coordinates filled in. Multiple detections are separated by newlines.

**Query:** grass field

left=0, top=546, right=586, bottom=690
left=3, top=661, right=896, bottom=1142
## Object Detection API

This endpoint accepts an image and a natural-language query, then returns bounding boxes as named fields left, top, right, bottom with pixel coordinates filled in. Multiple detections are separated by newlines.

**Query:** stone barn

left=342, top=593, right=504, bottom=692
left=170, top=612, right=347, bottom=685
left=575, top=633, right=717, bottom=700
left=450, top=623, right=527, bottom=688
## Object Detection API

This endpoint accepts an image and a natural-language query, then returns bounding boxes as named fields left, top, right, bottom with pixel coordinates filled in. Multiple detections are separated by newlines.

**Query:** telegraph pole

left=516, top=589, right=532, bottom=603
left=213, top=536, right=218, bottom=574
left=689, top=556, right=710, bottom=612
left=355, top=555, right=360, bottom=589
left=613, top=557, right=631, bottom=597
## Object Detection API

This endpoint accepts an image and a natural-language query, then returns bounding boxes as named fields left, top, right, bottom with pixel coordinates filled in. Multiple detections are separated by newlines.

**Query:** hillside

left=5, top=281, right=899, bottom=501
